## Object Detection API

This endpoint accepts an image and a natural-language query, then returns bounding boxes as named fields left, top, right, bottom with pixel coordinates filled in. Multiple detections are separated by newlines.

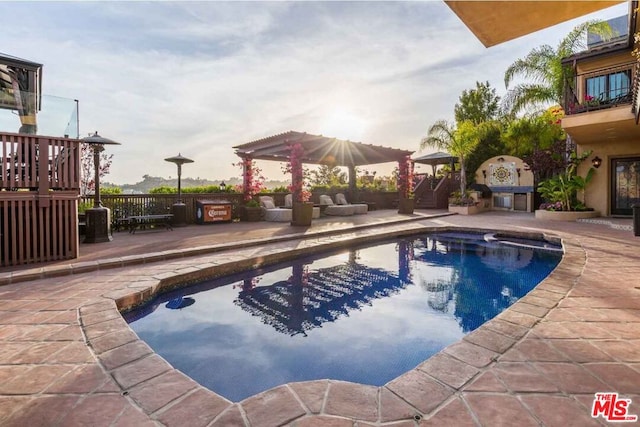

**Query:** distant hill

left=103, top=175, right=289, bottom=193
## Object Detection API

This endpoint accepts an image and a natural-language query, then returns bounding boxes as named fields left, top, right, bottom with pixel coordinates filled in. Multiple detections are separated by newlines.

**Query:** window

left=585, top=69, right=631, bottom=102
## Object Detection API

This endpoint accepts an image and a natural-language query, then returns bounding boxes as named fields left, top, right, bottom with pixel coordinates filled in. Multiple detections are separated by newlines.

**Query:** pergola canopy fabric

left=233, top=131, right=413, bottom=166
left=412, top=151, right=458, bottom=166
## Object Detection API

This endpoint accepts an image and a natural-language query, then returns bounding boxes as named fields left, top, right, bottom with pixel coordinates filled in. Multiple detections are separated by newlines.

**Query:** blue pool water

left=125, top=232, right=562, bottom=401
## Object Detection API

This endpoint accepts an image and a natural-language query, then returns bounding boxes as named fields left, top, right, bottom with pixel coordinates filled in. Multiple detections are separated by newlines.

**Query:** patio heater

left=164, top=153, right=194, bottom=227
left=81, top=131, right=121, bottom=243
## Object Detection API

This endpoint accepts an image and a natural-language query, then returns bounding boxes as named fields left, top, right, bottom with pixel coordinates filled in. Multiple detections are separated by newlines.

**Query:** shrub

left=537, top=150, right=594, bottom=211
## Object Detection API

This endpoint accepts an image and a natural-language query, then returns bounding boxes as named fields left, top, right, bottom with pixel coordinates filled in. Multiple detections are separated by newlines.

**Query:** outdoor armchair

left=335, top=193, right=368, bottom=214
left=259, top=196, right=292, bottom=222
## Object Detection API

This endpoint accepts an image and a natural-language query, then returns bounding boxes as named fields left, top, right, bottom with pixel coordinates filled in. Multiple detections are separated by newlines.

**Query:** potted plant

left=239, top=199, right=262, bottom=222
left=447, top=190, right=482, bottom=215
left=287, top=143, right=314, bottom=226
left=291, top=199, right=313, bottom=226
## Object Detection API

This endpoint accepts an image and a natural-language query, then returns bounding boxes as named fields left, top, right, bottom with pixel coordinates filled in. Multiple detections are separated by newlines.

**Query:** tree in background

left=504, top=106, right=566, bottom=183
left=453, top=81, right=506, bottom=182
left=308, top=164, right=347, bottom=187
left=80, top=142, right=113, bottom=196
left=503, top=106, right=567, bottom=157
left=421, top=120, right=482, bottom=200
left=502, top=20, right=614, bottom=115
left=454, top=81, right=500, bottom=125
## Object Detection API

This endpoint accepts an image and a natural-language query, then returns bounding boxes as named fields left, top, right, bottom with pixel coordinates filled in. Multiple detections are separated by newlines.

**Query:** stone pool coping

left=0, top=212, right=453, bottom=287
left=80, top=224, right=577, bottom=426
left=3, top=213, right=638, bottom=427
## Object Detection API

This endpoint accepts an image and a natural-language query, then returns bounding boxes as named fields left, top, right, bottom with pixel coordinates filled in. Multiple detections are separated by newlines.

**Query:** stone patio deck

left=0, top=210, right=638, bottom=426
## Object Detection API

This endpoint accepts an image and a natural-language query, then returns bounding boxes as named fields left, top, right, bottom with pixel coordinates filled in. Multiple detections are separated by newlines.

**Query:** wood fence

left=83, top=191, right=400, bottom=225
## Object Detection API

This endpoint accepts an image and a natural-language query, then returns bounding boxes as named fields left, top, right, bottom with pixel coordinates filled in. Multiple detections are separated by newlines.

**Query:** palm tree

left=420, top=120, right=481, bottom=198
left=503, top=20, right=614, bottom=115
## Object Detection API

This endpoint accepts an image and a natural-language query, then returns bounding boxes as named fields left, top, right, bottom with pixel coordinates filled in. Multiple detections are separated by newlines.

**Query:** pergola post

left=242, top=156, right=253, bottom=201
left=397, top=156, right=415, bottom=214
left=348, top=165, right=357, bottom=202
left=290, top=153, right=303, bottom=203
left=398, top=239, right=413, bottom=283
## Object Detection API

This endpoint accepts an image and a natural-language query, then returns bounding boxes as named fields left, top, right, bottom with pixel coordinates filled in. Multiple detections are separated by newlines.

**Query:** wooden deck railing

left=0, top=132, right=80, bottom=267
left=1, top=132, right=80, bottom=192
left=414, top=172, right=458, bottom=209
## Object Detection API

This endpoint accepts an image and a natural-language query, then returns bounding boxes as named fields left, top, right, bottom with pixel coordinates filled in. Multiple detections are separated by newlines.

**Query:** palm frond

left=558, top=20, right=615, bottom=57
left=420, top=119, right=454, bottom=151
left=504, top=45, right=555, bottom=88
left=501, top=83, right=556, bottom=116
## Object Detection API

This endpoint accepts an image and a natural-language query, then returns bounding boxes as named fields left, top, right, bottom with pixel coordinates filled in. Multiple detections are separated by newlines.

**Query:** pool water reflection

left=125, top=232, right=561, bottom=401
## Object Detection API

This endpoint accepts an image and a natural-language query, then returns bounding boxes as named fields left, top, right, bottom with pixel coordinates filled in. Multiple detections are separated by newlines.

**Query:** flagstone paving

left=0, top=211, right=638, bottom=426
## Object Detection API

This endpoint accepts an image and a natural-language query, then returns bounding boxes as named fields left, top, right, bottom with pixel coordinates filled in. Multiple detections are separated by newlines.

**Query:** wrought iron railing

left=633, top=62, right=640, bottom=124
left=563, top=61, right=636, bottom=115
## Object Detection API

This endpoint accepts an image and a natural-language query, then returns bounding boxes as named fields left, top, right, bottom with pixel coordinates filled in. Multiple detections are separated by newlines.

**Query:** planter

left=535, top=209, right=600, bottom=221
left=239, top=206, right=262, bottom=222
left=291, top=202, right=314, bottom=226
left=448, top=204, right=482, bottom=215
left=78, top=212, right=86, bottom=236
left=398, top=198, right=414, bottom=215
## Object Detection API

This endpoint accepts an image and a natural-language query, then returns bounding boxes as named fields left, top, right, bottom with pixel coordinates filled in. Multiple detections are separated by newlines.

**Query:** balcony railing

left=563, top=62, right=636, bottom=115
left=0, top=91, right=78, bottom=137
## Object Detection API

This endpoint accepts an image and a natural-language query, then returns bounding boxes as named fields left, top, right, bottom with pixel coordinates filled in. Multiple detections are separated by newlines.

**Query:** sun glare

left=321, top=108, right=368, bottom=142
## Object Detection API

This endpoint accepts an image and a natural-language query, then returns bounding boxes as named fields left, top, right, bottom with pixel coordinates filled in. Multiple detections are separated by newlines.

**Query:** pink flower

left=286, top=143, right=309, bottom=202
left=397, top=155, right=414, bottom=198
left=234, top=157, right=266, bottom=201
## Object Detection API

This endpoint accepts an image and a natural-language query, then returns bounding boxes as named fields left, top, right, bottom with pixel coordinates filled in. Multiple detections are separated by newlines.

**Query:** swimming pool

left=125, top=232, right=562, bottom=401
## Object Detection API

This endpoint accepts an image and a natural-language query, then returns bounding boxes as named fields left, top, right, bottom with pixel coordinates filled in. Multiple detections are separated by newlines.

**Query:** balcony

left=562, top=62, right=639, bottom=145
left=563, top=63, right=635, bottom=115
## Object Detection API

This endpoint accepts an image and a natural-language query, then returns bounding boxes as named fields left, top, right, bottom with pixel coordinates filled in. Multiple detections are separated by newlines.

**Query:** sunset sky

left=0, top=1, right=628, bottom=184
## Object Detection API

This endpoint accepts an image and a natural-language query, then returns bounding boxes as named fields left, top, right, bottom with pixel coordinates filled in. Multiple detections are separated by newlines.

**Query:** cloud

left=0, top=1, right=629, bottom=183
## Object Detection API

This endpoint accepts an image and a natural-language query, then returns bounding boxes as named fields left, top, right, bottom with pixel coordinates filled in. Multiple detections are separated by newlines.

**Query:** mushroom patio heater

left=82, top=131, right=121, bottom=243
left=164, top=153, right=194, bottom=227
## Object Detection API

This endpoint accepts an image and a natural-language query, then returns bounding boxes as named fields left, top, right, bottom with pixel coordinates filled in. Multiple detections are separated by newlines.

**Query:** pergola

left=412, top=151, right=458, bottom=176
left=234, top=242, right=413, bottom=336
left=233, top=131, right=414, bottom=201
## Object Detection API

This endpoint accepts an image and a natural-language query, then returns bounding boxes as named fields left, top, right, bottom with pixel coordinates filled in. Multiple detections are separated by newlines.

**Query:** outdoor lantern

left=219, top=181, right=226, bottom=191
left=164, top=153, right=194, bottom=227
left=592, top=156, right=602, bottom=169
left=81, top=131, right=121, bottom=243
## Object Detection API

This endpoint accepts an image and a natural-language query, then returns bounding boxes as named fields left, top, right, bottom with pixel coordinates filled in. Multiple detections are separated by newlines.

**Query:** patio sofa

left=259, top=196, right=292, bottom=222
left=335, top=193, right=368, bottom=214
left=319, top=195, right=356, bottom=216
